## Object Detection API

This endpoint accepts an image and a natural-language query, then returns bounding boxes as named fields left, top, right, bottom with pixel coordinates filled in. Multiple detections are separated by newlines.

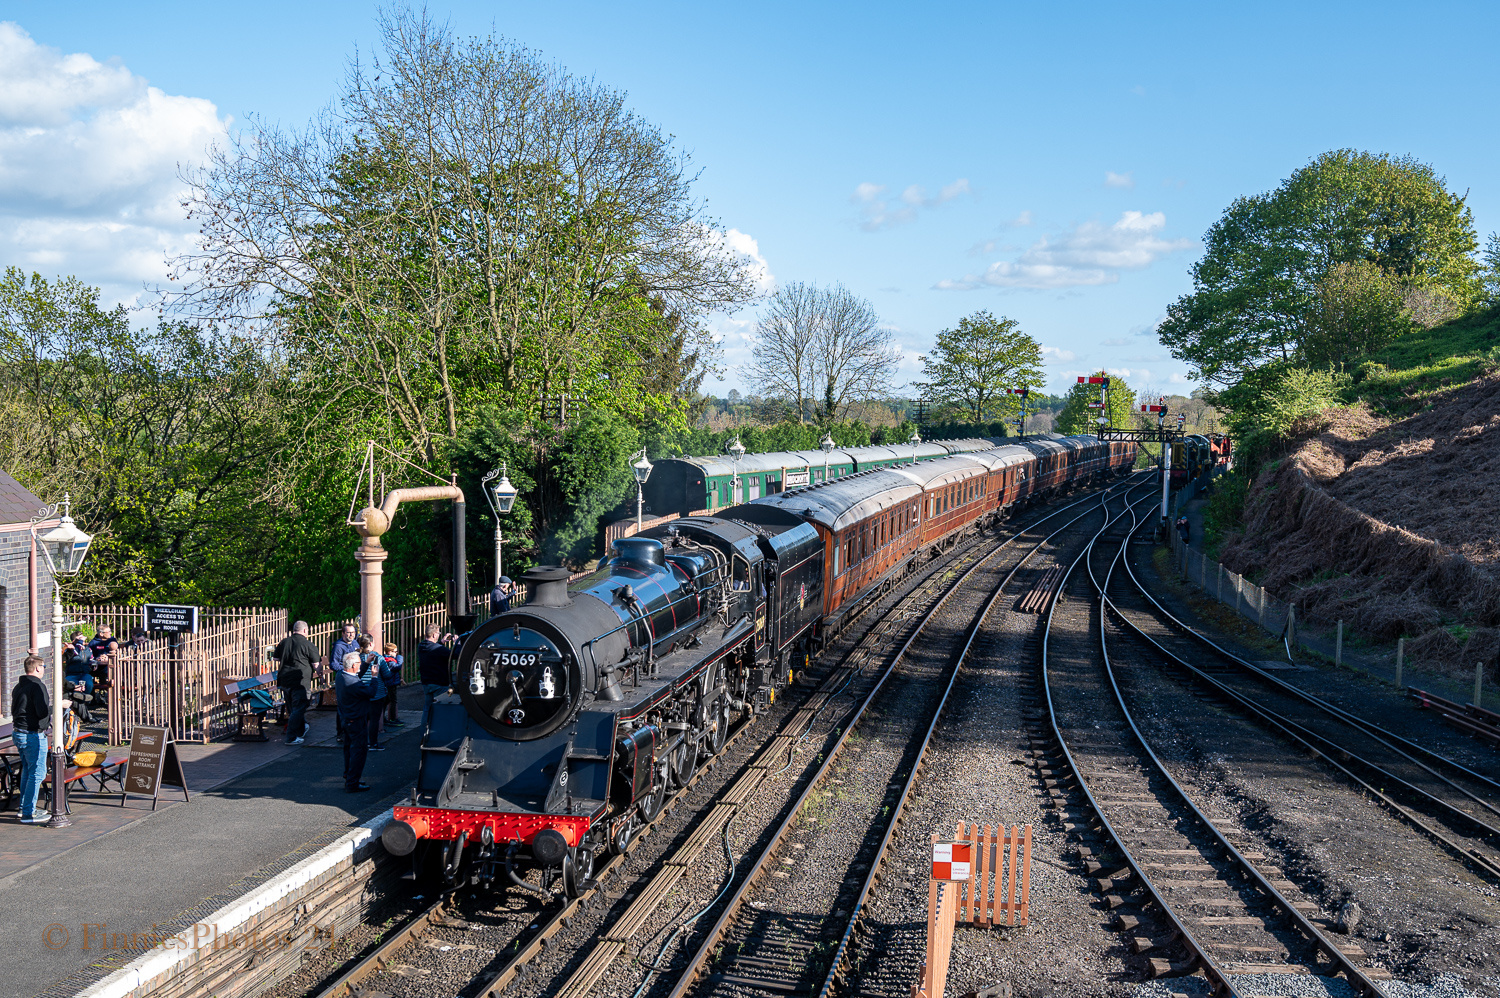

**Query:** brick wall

left=0, top=527, right=52, bottom=719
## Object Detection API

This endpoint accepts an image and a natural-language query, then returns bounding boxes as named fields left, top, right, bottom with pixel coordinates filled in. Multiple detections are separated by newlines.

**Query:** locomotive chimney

left=521, top=566, right=572, bottom=608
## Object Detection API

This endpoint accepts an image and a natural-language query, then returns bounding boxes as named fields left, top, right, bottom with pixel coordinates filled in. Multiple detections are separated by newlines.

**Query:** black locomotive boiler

left=380, top=435, right=1137, bottom=894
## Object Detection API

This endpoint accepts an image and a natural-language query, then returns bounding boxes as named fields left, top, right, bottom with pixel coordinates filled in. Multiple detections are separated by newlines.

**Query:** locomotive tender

left=381, top=435, right=1137, bottom=893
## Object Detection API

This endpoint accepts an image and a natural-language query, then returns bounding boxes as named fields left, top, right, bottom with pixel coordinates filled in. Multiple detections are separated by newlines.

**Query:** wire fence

left=1168, top=531, right=1296, bottom=643
left=1165, top=528, right=1500, bottom=714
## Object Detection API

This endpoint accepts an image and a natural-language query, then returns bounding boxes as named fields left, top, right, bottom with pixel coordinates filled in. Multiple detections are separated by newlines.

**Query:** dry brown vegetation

left=1221, top=376, right=1500, bottom=673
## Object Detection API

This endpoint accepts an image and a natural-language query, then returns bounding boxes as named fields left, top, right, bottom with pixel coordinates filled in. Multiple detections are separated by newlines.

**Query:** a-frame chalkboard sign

left=121, top=725, right=191, bottom=810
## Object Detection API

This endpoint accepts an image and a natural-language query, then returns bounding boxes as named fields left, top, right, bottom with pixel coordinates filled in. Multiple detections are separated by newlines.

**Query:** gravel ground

left=821, top=481, right=1156, bottom=998
left=1125, top=541, right=1500, bottom=992
left=467, top=520, right=1019, bottom=998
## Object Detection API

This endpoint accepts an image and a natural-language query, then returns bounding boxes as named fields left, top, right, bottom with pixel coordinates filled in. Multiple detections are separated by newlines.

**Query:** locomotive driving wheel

left=699, top=695, right=730, bottom=765
left=637, top=769, right=667, bottom=822
left=668, top=730, right=697, bottom=788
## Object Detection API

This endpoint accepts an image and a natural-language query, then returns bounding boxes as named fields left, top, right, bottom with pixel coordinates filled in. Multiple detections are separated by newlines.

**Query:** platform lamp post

left=909, top=427, right=921, bottom=465
left=30, top=495, right=92, bottom=829
left=632, top=449, right=653, bottom=534
left=481, top=464, right=519, bottom=589
left=820, top=433, right=835, bottom=483
left=728, top=435, right=746, bottom=503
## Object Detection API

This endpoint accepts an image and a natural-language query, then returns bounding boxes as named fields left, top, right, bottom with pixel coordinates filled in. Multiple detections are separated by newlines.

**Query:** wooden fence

left=73, top=599, right=487, bottom=745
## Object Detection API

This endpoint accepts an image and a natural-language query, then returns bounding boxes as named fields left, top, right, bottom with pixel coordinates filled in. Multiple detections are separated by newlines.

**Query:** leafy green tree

left=0, top=268, right=286, bottom=605
left=1159, top=150, right=1480, bottom=385
left=1299, top=260, right=1413, bottom=370
left=1056, top=372, right=1136, bottom=436
left=1482, top=232, right=1500, bottom=305
left=918, top=311, right=1044, bottom=423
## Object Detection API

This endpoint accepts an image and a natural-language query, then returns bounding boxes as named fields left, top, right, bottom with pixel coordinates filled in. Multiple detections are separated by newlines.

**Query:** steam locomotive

left=380, top=435, right=1137, bottom=893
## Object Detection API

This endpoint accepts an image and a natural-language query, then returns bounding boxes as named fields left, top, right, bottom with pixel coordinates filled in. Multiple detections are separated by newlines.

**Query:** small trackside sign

left=932, top=840, right=972, bottom=881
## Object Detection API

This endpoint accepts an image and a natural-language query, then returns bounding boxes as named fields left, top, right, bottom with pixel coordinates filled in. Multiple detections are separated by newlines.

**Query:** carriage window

left=732, top=556, right=749, bottom=591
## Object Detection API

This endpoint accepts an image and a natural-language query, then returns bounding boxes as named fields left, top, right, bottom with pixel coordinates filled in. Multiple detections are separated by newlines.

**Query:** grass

left=1344, top=305, right=1500, bottom=415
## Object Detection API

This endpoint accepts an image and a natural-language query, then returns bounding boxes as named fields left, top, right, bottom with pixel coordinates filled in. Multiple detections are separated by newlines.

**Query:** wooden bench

left=2, top=716, right=129, bottom=813
left=0, top=722, right=16, bottom=809
left=44, top=751, right=130, bottom=813
left=222, top=672, right=283, bottom=741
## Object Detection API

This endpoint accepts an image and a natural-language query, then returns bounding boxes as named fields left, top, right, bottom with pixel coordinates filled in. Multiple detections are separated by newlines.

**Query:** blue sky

left=4, top=0, right=1497, bottom=398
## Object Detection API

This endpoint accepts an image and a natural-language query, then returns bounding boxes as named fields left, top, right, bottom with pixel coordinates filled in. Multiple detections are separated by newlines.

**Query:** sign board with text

left=932, top=840, right=972, bottom=881
left=144, top=603, right=200, bottom=635
left=122, top=725, right=190, bottom=810
left=785, top=471, right=810, bottom=488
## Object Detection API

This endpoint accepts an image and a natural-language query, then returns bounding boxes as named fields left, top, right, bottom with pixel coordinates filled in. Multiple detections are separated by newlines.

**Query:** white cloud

left=1105, top=171, right=1135, bottom=189
left=1169, top=372, right=1193, bottom=384
left=1041, top=345, right=1075, bottom=362
left=1101, top=337, right=1130, bottom=346
left=1007, top=210, right=1033, bottom=227
left=936, top=211, right=1194, bottom=291
left=854, top=177, right=973, bottom=231
left=0, top=22, right=229, bottom=305
left=1108, top=366, right=1151, bottom=383
left=707, top=227, right=775, bottom=296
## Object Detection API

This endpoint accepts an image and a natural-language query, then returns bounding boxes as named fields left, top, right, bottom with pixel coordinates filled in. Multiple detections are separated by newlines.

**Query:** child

left=382, top=643, right=405, bottom=728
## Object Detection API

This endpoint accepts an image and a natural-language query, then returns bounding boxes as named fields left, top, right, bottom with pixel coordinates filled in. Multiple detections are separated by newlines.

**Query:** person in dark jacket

left=417, top=624, right=455, bottom=728
left=327, top=623, right=360, bottom=742
left=381, top=642, right=405, bottom=727
left=271, top=620, right=318, bottom=745
left=335, top=652, right=372, bottom=792
left=490, top=576, right=513, bottom=615
left=10, top=655, right=52, bottom=824
left=358, top=635, right=389, bottom=751
left=1175, top=515, right=1191, bottom=546
left=62, top=633, right=93, bottom=695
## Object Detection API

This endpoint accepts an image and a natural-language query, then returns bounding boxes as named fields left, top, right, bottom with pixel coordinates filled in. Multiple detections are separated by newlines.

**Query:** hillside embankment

left=1220, top=374, right=1500, bottom=672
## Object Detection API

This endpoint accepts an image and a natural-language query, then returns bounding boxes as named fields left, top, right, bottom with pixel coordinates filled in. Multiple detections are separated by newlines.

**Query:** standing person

left=359, top=635, right=389, bottom=751
left=271, top=620, right=318, bottom=745
left=417, top=625, right=456, bottom=728
left=336, top=653, right=372, bottom=792
left=328, top=624, right=360, bottom=742
left=11, top=656, right=53, bottom=824
left=381, top=642, right=406, bottom=728
left=1176, top=515, right=1191, bottom=547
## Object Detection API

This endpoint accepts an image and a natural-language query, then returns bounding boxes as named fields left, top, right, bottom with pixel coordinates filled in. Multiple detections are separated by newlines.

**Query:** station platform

left=0, top=685, right=429, bottom=998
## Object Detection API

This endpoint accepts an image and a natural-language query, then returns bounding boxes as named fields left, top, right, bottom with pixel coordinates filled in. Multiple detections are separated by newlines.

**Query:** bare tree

left=170, top=8, right=758, bottom=463
left=814, top=284, right=898, bottom=421
left=746, top=282, right=896, bottom=423
left=746, top=282, right=821, bottom=421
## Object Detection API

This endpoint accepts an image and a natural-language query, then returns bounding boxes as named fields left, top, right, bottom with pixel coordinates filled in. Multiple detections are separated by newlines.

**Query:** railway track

left=1041, top=486, right=1391, bottom=995
left=648, top=475, right=1152, bottom=998
left=301, top=476, right=1139, bottom=998
left=1104, top=538, right=1500, bottom=882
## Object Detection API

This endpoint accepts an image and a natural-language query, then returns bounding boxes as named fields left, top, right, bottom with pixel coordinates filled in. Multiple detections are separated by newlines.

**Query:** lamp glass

left=39, top=516, right=92, bottom=576
left=819, top=434, right=834, bottom=454
left=493, top=474, right=518, bottom=514
left=909, top=429, right=921, bottom=445
left=729, top=436, right=746, bottom=461
left=633, top=452, right=653, bottom=484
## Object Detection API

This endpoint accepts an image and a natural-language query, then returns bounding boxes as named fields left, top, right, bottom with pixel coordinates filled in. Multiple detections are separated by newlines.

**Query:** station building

left=0, top=469, right=55, bottom=719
